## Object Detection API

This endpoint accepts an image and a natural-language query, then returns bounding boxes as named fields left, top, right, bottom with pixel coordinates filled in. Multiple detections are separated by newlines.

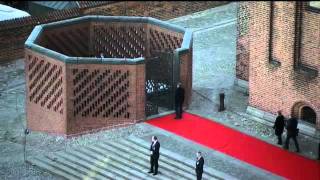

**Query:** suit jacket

left=286, top=117, right=298, bottom=136
left=175, top=87, right=185, bottom=105
left=196, top=156, right=204, bottom=174
left=150, top=141, right=160, bottom=158
left=273, top=115, right=285, bottom=135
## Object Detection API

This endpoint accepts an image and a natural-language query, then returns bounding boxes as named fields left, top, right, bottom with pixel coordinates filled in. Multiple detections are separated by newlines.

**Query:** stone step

left=82, top=145, right=153, bottom=179
left=99, top=142, right=190, bottom=179
left=72, top=147, right=138, bottom=180
left=92, top=142, right=174, bottom=180
left=28, top=158, right=77, bottom=180
left=32, top=156, right=87, bottom=179
left=117, top=138, right=215, bottom=180
left=44, top=154, right=101, bottom=180
left=27, top=136, right=236, bottom=180
left=74, top=146, right=151, bottom=180
left=55, top=150, right=118, bottom=180
left=128, top=135, right=237, bottom=180
left=101, top=141, right=194, bottom=180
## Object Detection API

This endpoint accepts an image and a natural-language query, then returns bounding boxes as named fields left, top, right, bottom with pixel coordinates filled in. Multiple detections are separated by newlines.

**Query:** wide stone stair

left=27, top=135, right=236, bottom=180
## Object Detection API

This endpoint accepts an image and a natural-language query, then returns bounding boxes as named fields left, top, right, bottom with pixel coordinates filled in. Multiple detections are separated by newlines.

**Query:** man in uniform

left=148, top=136, right=160, bottom=175
left=195, top=151, right=204, bottom=180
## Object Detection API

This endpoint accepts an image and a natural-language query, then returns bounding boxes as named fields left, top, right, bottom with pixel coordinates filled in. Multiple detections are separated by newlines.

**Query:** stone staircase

left=27, top=135, right=236, bottom=180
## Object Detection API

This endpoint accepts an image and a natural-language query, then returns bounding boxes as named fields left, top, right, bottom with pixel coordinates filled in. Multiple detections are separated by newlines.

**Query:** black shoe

left=148, top=171, right=153, bottom=174
left=153, top=173, right=157, bottom=176
left=296, top=150, right=300, bottom=153
left=277, top=142, right=282, bottom=145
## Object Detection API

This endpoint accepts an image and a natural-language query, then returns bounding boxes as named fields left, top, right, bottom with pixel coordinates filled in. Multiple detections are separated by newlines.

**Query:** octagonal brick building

left=24, top=16, right=193, bottom=136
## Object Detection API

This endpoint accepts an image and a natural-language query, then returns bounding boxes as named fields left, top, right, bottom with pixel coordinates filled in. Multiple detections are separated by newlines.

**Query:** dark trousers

left=276, top=134, right=282, bottom=145
left=196, top=171, right=203, bottom=180
left=318, top=143, right=320, bottom=160
left=284, top=134, right=300, bottom=152
left=150, top=156, right=159, bottom=173
left=175, top=103, right=183, bottom=118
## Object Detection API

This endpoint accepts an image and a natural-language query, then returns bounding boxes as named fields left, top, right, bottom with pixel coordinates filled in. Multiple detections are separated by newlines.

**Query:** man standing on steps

left=148, top=136, right=160, bottom=176
left=195, top=151, right=204, bottom=180
left=175, top=82, right=185, bottom=119
left=273, top=110, right=285, bottom=145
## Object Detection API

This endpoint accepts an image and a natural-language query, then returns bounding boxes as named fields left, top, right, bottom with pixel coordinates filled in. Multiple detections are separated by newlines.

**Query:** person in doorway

left=283, top=116, right=300, bottom=153
left=175, top=82, right=185, bottom=119
left=148, top=136, right=160, bottom=176
left=195, top=151, right=204, bottom=180
left=273, top=110, right=285, bottom=145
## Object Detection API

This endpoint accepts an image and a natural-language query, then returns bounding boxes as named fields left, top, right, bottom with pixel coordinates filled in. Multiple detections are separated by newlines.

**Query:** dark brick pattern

left=26, top=54, right=64, bottom=115
left=72, top=68, right=130, bottom=119
left=1, top=1, right=227, bottom=61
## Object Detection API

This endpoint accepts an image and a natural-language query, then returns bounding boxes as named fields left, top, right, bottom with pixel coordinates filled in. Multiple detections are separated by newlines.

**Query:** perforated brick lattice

left=42, top=26, right=90, bottom=57
left=149, top=27, right=183, bottom=56
left=72, top=68, right=130, bottom=119
left=92, top=24, right=146, bottom=58
left=27, top=55, right=64, bottom=114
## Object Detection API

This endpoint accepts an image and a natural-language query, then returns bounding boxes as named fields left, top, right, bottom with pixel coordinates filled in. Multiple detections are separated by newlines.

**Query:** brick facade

left=0, top=1, right=227, bottom=61
left=25, top=16, right=193, bottom=136
left=237, top=2, right=320, bottom=128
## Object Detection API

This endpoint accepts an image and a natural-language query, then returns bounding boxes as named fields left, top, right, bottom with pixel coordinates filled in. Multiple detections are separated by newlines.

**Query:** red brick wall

left=179, top=50, right=192, bottom=108
left=25, top=49, right=67, bottom=134
left=65, top=63, right=145, bottom=136
left=83, top=1, right=229, bottom=20
left=0, top=9, right=81, bottom=61
left=1, top=1, right=227, bottom=61
left=247, top=2, right=320, bottom=128
left=300, top=7, right=320, bottom=69
left=25, top=49, right=146, bottom=136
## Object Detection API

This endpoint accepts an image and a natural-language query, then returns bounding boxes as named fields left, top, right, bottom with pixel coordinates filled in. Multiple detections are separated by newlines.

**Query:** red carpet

left=146, top=113, right=320, bottom=180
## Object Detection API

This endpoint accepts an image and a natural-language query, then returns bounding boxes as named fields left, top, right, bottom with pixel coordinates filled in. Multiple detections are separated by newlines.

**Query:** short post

left=24, top=129, right=30, bottom=163
left=218, top=92, right=225, bottom=112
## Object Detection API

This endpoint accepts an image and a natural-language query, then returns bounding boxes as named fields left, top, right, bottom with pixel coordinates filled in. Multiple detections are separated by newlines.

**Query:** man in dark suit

left=175, top=82, right=185, bottom=119
left=273, top=111, right=285, bottom=145
left=195, top=151, right=204, bottom=180
left=148, top=136, right=160, bottom=175
left=283, top=117, right=300, bottom=152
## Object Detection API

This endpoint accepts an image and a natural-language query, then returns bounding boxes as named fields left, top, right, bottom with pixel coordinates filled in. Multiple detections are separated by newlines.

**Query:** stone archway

left=301, top=106, right=317, bottom=124
left=291, top=102, right=317, bottom=125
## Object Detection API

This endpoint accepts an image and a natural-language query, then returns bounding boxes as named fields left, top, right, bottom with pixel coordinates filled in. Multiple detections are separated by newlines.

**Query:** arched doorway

left=301, top=106, right=317, bottom=124
left=291, top=102, right=317, bottom=125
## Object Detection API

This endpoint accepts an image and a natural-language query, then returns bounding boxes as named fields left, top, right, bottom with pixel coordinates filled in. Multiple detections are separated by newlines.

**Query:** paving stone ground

left=0, top=2, right=319, bottom=180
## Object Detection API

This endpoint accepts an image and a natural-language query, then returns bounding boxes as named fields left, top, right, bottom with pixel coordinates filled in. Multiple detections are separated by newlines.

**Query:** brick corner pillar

left=135, top=63, right=146, bottom=122
left=178, top=50, right=193, bottom=110
left=24, top=49, right=67, bottom=135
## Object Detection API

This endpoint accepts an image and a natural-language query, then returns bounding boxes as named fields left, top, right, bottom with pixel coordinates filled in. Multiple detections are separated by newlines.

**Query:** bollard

left=24, top=129, right=30, bottom=163
left=218, top=92, right=225, bottom=112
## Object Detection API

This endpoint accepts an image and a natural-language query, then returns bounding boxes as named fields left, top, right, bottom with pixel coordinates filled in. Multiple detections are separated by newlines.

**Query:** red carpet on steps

left=146, top=113, right=320, bottom=180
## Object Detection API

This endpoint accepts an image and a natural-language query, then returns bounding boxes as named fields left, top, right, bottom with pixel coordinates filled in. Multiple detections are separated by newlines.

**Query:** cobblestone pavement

left=0, top=2, right=319, bottom=180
